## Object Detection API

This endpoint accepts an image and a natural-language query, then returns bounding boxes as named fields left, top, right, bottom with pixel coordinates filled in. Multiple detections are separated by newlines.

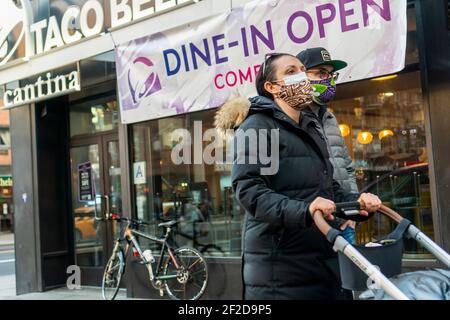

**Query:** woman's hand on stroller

left=309, top=197, right=336, bottom=221
left=309, top=194, right=381, bottom=222
left=357, top=193, right=382, bottom=216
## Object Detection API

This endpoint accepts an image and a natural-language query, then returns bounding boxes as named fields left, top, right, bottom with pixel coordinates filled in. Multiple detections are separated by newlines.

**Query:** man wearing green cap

left=297, top=47, right=358, bottom=244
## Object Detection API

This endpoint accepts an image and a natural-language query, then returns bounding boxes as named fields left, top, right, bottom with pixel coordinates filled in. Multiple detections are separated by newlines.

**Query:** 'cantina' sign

left=3, top=70, right=80, bottom=109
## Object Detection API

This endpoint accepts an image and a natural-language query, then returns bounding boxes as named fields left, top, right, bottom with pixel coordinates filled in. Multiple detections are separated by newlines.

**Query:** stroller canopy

left=361, top=268, right=450, bottom=300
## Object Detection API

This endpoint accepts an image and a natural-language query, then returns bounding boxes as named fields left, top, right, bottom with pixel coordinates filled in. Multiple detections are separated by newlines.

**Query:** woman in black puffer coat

left=214, top=53, right=381, bottom=300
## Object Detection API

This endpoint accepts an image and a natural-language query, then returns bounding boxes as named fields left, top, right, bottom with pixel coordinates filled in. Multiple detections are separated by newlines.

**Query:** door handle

left=104, top=195, right=110, bottom=220
left=95, top=195, right=105, bottom=221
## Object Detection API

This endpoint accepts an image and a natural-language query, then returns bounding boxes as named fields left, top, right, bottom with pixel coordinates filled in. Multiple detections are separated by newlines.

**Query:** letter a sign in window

left=133, top=161, right=146, bottom=185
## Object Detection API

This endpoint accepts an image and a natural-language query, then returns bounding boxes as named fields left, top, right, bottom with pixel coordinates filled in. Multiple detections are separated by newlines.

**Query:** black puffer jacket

left=216, top=96, right=366, bottom=300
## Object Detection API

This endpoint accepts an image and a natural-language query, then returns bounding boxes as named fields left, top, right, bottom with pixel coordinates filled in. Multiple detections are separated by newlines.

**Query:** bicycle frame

left=104, top=215, right=209, bottom=301
left=116, top=222, right=180, bottom=284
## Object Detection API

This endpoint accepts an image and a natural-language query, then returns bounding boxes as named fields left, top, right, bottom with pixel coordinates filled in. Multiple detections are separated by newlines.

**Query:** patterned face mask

left=275, top=72, right=313, bottom=110
left=310, top=77, right=337, bottom=105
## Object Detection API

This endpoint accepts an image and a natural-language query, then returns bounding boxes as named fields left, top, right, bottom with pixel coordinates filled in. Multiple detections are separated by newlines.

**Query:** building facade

left=1, top=0, right=450, bottom=299
left=0, top=107, right=13, bottom=234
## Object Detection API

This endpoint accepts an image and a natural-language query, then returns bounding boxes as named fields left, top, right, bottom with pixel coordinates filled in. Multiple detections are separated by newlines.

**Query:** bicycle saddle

left=158, top=220, right=178, bottom=228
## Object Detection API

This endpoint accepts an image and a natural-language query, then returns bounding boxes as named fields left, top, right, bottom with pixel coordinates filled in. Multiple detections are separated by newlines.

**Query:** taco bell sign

left=0, top=0, right=200, bottom=66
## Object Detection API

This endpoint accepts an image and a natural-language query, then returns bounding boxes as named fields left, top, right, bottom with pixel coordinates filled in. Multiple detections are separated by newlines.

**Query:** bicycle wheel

left=102, top=247, right=125, bottom=300
left=163, top=247, right=208, bottom=300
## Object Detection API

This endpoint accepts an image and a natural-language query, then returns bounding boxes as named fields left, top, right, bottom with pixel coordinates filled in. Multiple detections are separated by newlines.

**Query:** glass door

left=103, top=134, right=122, bottom=243
left=69, top=134, right=121, bottom=285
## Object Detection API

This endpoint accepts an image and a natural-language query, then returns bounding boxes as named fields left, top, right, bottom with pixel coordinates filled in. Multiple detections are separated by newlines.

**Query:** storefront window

left=70, top=96, right=119, bottom=137
left=131, top=110, right=244, bottom=257
left=330, top=70, right=433, bottom=258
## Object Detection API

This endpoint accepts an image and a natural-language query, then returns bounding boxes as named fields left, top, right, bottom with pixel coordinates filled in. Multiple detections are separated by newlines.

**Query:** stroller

left=313, top=202, right=450, bottom=300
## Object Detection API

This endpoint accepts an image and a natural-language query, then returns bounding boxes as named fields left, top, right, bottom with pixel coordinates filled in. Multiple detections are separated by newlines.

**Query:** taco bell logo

left=0, top=0, right=33, bottom=66
left=127, top=57, right=162, bottom=106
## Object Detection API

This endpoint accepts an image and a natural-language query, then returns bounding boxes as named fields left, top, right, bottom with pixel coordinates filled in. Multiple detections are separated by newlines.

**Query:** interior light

left=339, top=124, right=351, bottom=137
left=371, top=75, right=398, bottom=81
left=357, top=131, right=373, bottom=145
left=379, top=129, right=394, bottom=140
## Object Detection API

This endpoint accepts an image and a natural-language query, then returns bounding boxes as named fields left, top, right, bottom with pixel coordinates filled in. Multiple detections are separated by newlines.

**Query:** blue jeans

left=341, top=226, right=356, bottom=244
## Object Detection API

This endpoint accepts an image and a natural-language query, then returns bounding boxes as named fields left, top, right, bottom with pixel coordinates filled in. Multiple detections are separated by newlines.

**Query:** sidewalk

left=0, top=232, right=15, bottom=299
left=0, top=233, right=139, bottom=300
left=0, top=275, right=15, bottom=299
left=1, top=286, right=134, bottom=300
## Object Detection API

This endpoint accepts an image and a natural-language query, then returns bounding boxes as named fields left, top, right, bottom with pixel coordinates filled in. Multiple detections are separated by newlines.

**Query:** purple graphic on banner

left=128, top=56, right=162, bottom=106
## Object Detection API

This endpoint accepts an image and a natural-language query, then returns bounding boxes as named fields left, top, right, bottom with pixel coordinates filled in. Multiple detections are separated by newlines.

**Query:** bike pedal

left=159, top=289, right=164, bottom=297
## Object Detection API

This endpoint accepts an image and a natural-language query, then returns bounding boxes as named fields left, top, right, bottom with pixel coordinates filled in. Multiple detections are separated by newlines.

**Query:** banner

left=116, top=0, right=407, bottom=124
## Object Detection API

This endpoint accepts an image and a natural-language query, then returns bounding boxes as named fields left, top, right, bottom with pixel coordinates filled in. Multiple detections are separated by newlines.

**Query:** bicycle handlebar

left=110, top=214, right=150, bottom=226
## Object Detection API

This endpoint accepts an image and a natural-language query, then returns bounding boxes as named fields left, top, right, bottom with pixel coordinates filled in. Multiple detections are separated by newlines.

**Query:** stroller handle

left=313, top=203, right=450, bottom=300
left=377, top=205, right=403, bottom=224
left=313, top=203, right=405, bottom=239
left=313, top=210, right=409, bottom=300
left=312, top=205, right=411, bottom=300
left=314, top=202, right=450, bottom=268
left=334, top=201, right=404, bottom=224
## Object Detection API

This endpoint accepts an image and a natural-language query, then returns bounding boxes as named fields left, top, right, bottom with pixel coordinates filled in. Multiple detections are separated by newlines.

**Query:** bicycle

left=101, top=214, right=208, bottom=300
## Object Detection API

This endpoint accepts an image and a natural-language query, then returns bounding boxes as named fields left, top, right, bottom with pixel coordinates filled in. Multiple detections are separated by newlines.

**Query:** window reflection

left=131, top=110, right=245, bottom=257
left=331, top=71, right=433, bottom=258
left=70, top=96, right=119, bottom=137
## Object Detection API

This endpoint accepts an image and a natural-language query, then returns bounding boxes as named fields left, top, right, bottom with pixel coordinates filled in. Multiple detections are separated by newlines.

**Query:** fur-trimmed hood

left=214, top=96, right=281, bottom=136
left=214, top=96, right=251, bottom=136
